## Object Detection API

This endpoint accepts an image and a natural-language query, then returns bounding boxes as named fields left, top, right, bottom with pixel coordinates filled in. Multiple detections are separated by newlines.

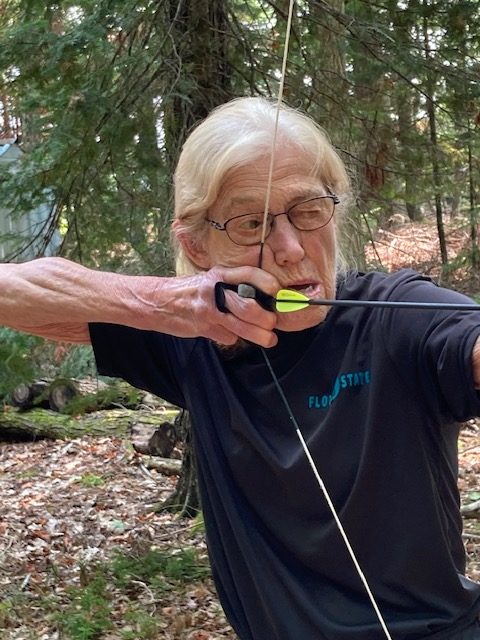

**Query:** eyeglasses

left=205, top=194, right=340, bottom=246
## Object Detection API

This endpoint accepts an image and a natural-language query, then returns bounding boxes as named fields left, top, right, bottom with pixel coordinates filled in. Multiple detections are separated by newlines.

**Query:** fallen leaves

left=0, top=435, right=235, bottom=639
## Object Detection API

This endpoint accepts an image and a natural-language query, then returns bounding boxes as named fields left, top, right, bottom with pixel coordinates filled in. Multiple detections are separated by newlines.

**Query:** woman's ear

left=178, top=233, right=212, bottom=270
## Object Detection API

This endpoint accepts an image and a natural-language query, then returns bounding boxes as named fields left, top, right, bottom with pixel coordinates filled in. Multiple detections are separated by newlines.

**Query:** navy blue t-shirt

left=90, top=270, right=480, bottom=640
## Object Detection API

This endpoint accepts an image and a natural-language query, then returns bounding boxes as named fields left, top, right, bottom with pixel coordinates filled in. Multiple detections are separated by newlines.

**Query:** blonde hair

left=172, top=97, right=351, bottom=275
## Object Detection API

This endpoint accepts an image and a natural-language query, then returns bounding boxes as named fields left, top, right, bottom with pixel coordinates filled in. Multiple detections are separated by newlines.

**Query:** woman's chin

left=275, top=306, right=330, bottom=332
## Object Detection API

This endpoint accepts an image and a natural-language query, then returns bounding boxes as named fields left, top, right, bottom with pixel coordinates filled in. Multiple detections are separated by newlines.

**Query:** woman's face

left=190, top=146, right=338, bottom=332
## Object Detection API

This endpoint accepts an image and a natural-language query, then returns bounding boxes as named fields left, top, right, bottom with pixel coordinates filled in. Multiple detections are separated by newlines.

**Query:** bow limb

left=257, top=0, right=296, bottom=268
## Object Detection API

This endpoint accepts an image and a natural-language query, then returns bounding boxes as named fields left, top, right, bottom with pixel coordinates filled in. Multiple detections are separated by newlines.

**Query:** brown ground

left=0, top=436, right=236, bottom=639
left=365, top=214, right=480, bottom=296
left=1, top=425, right=480, bottom=639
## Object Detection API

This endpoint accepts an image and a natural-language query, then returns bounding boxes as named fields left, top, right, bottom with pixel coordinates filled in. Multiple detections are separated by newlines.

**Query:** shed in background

left=0, top=138, right=60, bottom=261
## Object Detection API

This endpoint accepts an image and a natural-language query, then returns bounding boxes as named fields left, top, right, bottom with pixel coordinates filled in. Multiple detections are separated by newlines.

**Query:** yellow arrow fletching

left=276, top=289, right=310, bottom=313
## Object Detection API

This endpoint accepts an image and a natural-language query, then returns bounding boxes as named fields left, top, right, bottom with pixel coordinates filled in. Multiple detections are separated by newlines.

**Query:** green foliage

left=0, top=329, right=96, bottom=400
left=0, top=539, right=210, bottom=637
left=58, top=574, right=113, bottom=640
left=188, top=511, right=206, bottom=537
left=55, top=344, right=96, bottom=380
left=54, top=547, right=210, bottom=639
left=0, top=596, right=20, bottom=629
left=0, top=587, right=60, bottom=633
left=112, top=548, right=210, bottom=590
left=0, top=328, right=42, bottom=398
left=120, top=607, right=161, bottom=640
left=76, top=473, right=105, bottom=488
left=0, top=0, right=173, bottom=273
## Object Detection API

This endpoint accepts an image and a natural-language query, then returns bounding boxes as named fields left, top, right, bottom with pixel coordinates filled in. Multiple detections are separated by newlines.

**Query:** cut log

left=0, top=407, right=178, bottom=441
left=63, top=380, right=146, bottom=414
left=11, top=380, right=51, bottom=410
left=143, top=457, right=182, bottom=476
left=131, top=421, right=178, bottom=457
left=48, top=379, right=80, bottom=412
left=461, top=500, right=480, bottom=517
left=9, top=378, right=164, bottom=415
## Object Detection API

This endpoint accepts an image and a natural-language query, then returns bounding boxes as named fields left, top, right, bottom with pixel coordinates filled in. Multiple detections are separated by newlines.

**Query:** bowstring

left=257, top=2, right=393, bottom=638
left=257, top=0, right=295, bottom=269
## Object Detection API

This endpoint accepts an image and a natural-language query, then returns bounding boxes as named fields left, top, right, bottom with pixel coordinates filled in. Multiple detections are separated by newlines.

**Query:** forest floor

left=364, top=213, right=480, bottom=297
left=0, top=436, right=236, bottom=640
left=1, top=214, right=480, bottom=640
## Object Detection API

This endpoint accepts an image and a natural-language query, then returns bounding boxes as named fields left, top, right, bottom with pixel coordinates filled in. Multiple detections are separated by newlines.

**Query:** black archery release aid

left=214, top=282, right=276, bottom=313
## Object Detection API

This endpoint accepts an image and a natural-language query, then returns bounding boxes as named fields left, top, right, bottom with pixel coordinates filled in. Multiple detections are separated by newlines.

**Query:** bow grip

left=214, top=282, right=276, bottom=313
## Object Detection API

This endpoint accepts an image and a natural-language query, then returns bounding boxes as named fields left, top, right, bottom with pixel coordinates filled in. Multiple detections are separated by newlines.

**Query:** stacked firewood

left=2, top=378, right=180, bottom=463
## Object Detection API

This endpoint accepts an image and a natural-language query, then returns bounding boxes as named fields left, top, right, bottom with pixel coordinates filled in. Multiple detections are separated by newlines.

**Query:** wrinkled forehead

left=224, top=186, right=325, bottom=210
left=213, top=150, right=326, bottom=213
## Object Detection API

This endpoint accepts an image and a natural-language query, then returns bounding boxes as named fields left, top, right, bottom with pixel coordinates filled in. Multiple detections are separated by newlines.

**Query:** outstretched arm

left=0, top=257, right=279, bottom=346
left=0, top=257, right=138, bottom=343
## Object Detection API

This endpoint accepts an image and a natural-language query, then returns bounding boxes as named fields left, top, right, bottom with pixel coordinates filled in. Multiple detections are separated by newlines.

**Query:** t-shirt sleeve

left=88, top=322, right=189, bottom=408
left=376, top=270, right=480, bottom=422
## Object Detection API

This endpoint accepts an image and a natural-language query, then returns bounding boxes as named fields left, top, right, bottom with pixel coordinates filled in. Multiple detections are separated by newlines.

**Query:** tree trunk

left=162, top=0, right=233, bottom=179
left=155, top=0, right=229, bottom=519
left=422, top=9, right=448, bottom=266
left=388, top=1, right=422, bottom=223
left=396, top=90, right=422, bottom=222
left=158, top=410, right=200, bottom=518
left=467, top=124, right=479, bottom=267
left=0, top=407, right=177, bottom=441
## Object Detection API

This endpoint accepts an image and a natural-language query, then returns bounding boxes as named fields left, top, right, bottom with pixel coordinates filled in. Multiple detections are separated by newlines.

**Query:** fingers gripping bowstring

left=258, top=3, right=393, bottom=638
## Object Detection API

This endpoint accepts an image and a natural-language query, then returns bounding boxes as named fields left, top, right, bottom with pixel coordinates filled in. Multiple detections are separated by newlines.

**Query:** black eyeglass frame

left=205, top=193, right=340, bottom=246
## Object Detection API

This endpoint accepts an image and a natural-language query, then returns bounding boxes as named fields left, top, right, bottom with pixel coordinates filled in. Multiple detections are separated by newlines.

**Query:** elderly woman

left=2, top=97, right=480, bottom=640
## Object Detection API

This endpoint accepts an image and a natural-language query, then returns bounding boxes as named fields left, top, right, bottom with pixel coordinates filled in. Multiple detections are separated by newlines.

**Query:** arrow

left=274, top=288, right=480, bottom=313
left=213, top=283, right=480, bottom=314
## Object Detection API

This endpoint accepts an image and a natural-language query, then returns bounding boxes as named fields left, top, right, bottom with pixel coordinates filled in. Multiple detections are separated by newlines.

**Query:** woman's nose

left=266, top=214, right=305, bottom=264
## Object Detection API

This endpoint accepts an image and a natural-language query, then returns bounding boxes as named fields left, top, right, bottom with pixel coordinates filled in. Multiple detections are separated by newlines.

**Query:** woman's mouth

left=285, top=282, right=321, bottom=297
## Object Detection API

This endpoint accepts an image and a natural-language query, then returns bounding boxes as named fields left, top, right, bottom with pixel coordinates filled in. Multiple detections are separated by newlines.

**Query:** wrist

left=115, top=273, right=203, bottom=336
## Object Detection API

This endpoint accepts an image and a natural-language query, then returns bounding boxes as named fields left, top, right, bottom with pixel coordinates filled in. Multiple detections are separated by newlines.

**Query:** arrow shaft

left=277, top=297, right=480, bottom=311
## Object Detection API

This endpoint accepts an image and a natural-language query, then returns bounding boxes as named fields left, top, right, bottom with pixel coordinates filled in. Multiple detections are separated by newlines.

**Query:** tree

left=0, top=1, right=173, bottom=271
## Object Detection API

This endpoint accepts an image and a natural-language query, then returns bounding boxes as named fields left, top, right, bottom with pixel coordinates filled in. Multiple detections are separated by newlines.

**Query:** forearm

left=0, top=257, right=189, bottom=342
left=0, top=257, right=280, bottom=347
